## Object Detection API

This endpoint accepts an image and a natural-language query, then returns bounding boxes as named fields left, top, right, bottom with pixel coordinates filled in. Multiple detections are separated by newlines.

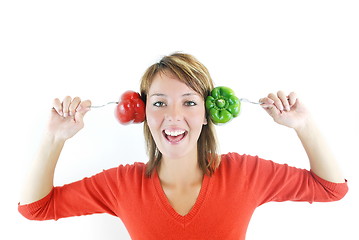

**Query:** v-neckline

left=152, top=168, right=211, bottom=224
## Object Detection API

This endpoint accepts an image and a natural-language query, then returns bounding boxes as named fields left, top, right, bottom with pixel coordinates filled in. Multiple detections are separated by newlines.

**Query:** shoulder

left=211, top=153, right=267, bottom=190
left=100, top=162, right=147, bottom=181
left=219, top=152, right=259, bottom=167
left=116, top=162, right=146, bottom=173
left=215, top=153, right=256, bottom=175
left=216, top=152, right=277, bottom=175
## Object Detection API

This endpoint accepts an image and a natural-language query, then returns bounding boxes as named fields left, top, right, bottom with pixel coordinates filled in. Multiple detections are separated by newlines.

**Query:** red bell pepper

left=115, top=91, right=145, bottom=124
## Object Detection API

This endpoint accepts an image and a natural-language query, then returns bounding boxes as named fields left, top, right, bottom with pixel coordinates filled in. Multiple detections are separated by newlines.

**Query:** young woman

left=18, top=53, right=348, bottom=239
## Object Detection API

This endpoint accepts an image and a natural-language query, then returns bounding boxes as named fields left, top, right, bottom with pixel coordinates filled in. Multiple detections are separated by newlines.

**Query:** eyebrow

left=149, top=93, right=199, bottom=98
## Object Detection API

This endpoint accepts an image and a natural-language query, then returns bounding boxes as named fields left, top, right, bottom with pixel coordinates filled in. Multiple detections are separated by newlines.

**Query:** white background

left=1, top=1, right=358, bottom=239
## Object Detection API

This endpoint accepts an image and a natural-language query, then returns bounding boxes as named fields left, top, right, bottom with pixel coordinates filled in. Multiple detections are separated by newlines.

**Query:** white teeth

left=164, top=129, right=186, bottom=136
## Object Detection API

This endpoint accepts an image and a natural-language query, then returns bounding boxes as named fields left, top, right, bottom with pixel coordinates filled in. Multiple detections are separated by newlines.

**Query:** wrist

left=42, top=131, right=67, bottom=146
left=294, top=115, right=316, bottom=136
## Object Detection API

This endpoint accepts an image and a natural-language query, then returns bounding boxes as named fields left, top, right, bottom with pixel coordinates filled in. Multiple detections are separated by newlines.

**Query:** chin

left=158, top=145, right=197, bottom=161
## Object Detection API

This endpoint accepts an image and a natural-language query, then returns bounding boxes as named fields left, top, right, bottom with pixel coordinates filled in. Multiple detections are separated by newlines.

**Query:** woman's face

left=145, top=71, right=207, bottom=160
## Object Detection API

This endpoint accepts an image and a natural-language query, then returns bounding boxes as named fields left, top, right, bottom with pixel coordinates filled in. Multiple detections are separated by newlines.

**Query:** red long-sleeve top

left=18, top=153, right=348, bottom=239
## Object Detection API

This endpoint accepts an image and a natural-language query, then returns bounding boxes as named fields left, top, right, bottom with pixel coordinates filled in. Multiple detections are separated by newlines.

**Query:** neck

left=157, top=153, right=203, bottom=188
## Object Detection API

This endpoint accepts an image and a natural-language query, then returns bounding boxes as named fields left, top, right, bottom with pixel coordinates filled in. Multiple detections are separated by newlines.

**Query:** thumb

left=74, top=100, right=91, bottom=123
left=259, top=97, right=279, bottom=117
left=262, top=105, right=281, bottom=119
left=74, top=107, right=90, bottom=123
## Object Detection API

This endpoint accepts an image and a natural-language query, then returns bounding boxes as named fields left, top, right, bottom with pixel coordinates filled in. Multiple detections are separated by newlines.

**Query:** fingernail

left=64, top=112, right=68, bottom=117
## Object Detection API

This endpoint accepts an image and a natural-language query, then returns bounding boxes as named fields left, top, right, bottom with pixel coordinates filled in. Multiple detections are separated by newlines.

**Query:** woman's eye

left=184, top=101, right=197, bottom=106
left=153, top=101, right=166, bottom=107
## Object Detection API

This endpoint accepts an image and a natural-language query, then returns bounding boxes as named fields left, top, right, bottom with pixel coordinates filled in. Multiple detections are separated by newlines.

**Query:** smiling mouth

left=162, top=129, right=188, bottom=144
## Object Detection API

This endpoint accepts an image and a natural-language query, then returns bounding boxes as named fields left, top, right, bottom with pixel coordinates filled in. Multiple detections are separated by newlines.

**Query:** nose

left=165, top=104, right=183, bottom=122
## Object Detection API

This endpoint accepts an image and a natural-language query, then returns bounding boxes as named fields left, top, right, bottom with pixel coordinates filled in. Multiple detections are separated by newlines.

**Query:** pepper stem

left=216, top=99, right=226, bottom=108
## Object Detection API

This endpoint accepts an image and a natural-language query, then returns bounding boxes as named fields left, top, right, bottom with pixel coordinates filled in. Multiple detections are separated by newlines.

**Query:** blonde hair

left=140, top=52, right=220, bottom=177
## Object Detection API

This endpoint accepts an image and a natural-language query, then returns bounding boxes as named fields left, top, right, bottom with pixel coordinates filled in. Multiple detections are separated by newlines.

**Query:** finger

left=288, top=92, right=297, bottom=107
left=53, top=98, right=63, bottom=116
left=277, top=91, right=290, bottom=111
left=62, top=96, right=72, bottom=117
left=268, top=93, right=284, bottom=111
left=68, top=97, right=81, bottom=116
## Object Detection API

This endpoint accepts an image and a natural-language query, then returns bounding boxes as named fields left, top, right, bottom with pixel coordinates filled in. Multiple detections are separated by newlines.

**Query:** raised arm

left=259, top=91, right=345, bottom=183
left=19, top=96, right=91, bottom=205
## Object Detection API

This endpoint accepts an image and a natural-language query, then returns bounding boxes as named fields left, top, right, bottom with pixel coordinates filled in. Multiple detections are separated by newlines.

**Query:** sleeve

left=239, top=154, right=348, bottom=206
left=18, top=167, right=120, bottom=221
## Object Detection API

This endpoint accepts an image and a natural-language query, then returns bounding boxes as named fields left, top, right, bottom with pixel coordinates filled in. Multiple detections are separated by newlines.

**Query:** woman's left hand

left=259, top=91, right=311, bottom=130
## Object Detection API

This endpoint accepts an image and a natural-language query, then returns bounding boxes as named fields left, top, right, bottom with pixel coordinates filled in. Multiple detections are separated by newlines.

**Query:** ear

left=203, top=116, right=208, bottom=125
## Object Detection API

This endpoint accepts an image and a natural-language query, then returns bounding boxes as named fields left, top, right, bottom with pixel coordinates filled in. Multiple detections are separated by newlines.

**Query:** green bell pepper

left=205, top=86, right=241, bottom=124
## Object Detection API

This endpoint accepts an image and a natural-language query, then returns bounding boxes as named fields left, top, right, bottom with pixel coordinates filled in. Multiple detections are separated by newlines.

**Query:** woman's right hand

left=47, top=96, right=92, bottom=141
